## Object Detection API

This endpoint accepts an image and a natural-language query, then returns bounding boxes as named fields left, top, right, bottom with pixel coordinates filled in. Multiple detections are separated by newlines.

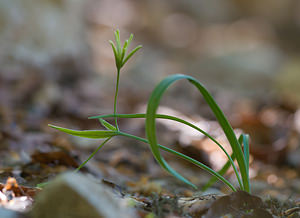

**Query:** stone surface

left=30, top=172, right=137, bottom=218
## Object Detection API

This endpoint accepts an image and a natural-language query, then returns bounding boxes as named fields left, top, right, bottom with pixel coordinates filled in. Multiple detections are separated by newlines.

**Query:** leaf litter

left=1, top=44, right=300, bottom=218
left=2, top=76, right=300, bottom=217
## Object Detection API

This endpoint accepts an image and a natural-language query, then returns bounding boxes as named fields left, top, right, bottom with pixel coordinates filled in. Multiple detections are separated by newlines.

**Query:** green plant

left=49, top=30, right=251, bottom=193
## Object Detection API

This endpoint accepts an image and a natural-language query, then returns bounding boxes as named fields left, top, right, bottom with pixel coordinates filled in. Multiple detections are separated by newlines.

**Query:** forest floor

left=1, top=62, right=300, bottom=218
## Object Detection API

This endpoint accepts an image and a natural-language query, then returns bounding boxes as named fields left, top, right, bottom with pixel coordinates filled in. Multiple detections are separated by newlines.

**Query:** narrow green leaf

left=98, top=118, right=117, bottom=131
left=90, top=114, right=220, bottom=144
left=243, top=134, right=250, bottom=174
left=241, top=134, right=250, bottom=192
left=109, top=40, right=120, bottom=69
left=123, top=39, right=129, bottom=51
left=188, top=76, right=249, bottom=192
left=48, top=124, right=118, bottom=139
left=127, top=34, right=134, bottom=48
left=114, top=29, right=122, bottom=55
left=121, top=45, right=142, bottom=67
left=144, top=78, right=199, bottom=188
left=121, top=40, right=128, bottom=63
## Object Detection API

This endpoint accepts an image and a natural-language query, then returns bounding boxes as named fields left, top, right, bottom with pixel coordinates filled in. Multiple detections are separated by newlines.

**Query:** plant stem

left=113, top=69, right=121, bottom=130
left=74, top=137, right=112, bottom=172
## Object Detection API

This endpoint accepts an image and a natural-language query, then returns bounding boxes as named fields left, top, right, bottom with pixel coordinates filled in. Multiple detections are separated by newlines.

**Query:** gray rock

left=30, top=172, right=137, bottom=218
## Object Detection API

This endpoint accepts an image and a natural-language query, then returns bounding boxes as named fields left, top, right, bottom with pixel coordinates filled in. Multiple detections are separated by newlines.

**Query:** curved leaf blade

left=145, top=74, right=248, bottom=192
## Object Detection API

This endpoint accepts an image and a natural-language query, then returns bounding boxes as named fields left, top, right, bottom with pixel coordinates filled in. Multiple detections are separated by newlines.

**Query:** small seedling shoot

left=49, top=30, right=251, bottom=193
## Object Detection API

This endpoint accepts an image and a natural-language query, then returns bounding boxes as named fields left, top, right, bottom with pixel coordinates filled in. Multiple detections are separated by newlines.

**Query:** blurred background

left=1, top=0, right=300, bottom=199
